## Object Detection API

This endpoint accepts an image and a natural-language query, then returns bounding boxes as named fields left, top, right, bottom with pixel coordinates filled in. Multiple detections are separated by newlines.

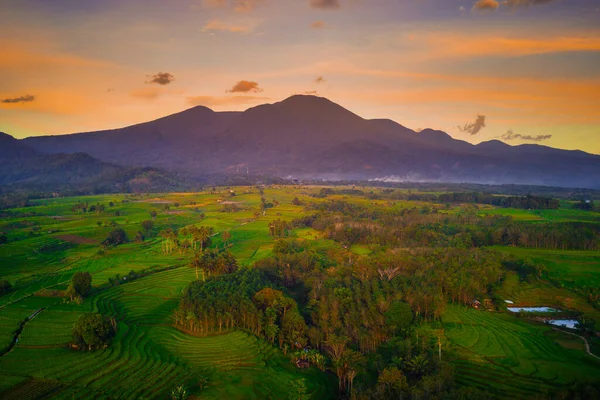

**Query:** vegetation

left=0, top=185, right=598, bottom=399
left=72, top=313, right=115, bottom=351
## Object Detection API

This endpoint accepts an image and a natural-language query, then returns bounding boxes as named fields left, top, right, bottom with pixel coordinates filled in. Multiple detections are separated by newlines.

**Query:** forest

left=174, top=189, right=600, bottom=399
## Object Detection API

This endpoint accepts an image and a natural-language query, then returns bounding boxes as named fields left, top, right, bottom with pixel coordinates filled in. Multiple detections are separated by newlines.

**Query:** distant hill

left=13, top=95, right=600, bottom=188
left=0, top=132, right=190, bottom=193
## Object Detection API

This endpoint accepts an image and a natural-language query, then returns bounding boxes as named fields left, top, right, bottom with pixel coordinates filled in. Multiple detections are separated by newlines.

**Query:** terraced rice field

left=443, top=305, right=600, bottom=398
left=0, top=267, right=333, bottom=399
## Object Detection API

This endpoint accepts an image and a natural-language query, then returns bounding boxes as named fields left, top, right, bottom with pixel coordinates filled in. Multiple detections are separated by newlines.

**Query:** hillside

left=0, top=132, right=190, bottom=193
left=16, top=95, right=600, bottom=188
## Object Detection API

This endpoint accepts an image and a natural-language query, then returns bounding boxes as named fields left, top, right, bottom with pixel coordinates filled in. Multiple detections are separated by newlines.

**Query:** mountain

left=0, top=132, right=190, bottom=192
left=16, top=95, right=600, bottom=188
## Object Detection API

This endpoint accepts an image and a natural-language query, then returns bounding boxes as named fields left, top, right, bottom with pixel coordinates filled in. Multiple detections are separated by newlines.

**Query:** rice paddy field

left=442, top=305, right=600, bottom=398
left=1, top=186, right=599, bottom=398
left=0, top=187, right=338, bottom=399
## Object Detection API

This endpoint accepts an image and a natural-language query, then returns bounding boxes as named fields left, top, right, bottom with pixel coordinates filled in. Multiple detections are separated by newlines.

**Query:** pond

left=507, top=307, right=557, bottom=313
left=547, top=320, right=579, bottom=329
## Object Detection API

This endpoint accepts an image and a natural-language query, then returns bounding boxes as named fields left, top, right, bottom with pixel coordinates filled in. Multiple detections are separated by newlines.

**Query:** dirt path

left=553, top=327, right=600, bottom=361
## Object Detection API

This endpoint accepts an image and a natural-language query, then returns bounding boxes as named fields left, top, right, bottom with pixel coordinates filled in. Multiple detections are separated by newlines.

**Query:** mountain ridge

left=8, top=95, right=600, bottom=189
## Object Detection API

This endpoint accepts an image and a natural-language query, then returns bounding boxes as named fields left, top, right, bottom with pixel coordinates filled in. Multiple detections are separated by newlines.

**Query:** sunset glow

left=1, top=0, right=599, bottom=152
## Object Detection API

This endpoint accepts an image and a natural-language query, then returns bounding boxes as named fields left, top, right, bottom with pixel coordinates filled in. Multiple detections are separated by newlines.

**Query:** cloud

left=226, top=80, right=263, bottom=93
left=421, top=33, right=600, bottom=59
left=304, top=91, right=318, bottom=95
left=1, top=95, right=35, bottom=104
left=458, top=115, right=486, bottom=135
left=310, top=0, right=341, bottom=10
left=147, top=72, right=174, bottom=85
left=311, top=21, right=326, bottom=29
left=200, top=0, right=262, bottom=12
left=501, top=129, right=552, bottom=141
left=202, top=20, right=250, bottom=33
left=315, top=76, right=326, bottom=84
left=187, top=95, right=269, bottom=107
left=472, top=0, right=500, bottom=11
left=233, top=0, right=263, bottom=13
left=502, top=0, right=554, bottom=8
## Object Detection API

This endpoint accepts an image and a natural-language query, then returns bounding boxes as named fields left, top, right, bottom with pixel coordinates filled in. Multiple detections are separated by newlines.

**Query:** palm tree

left=222, top=230, right=231, bottom=248
left=170, top=385, right=188, bottom=400
left=406, top=355, right=429, bottom=376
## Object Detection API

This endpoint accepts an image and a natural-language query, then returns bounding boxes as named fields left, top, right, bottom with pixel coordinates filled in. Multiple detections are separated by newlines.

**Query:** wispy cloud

left=147, top=72, right=174, bottom=85
left=502, top=0, right=554, bottom=8
left=501, top=129, right=552, bottom=141
left=472, top=0, right=499, bottom=12
left=310, top=0, right=341, bottom=10
left=1, top=95, right=35, bottom=104
left=226, top=80, right=263, bottom=93
left=202, top=20, right=251, bottom=33
left=201, top=0, right=263, bottom=13
left=311, top=21, right=327, bottom=29
left=458, top=115, right=486, bottom=135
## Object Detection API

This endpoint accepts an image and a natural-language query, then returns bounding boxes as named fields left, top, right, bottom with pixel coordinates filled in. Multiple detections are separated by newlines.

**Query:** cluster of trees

left=72, top=313, right=115, bottom=351
left=102, top=228, right=129, bottom=247
left=573, top=199, right=596, bottom=211
left=268, top=219, right=292, bottom=237
left=302, top=202, right=600, bottom=251
left=65, top=272, right=92, bottom=303
left=191, top=249, right=237, bottom=281
left=158, top=226, right=214, bottom=255
left=175, top=267, right=306, bottom=350
left=72, top=202, right=109, bottom=214
left=175, top=236, right=502, bottom=398
left=437, top=193, right=560, bottom=210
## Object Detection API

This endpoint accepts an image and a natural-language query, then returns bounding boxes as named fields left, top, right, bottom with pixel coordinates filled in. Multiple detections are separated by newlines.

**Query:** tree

left=72, top=272, right=92, bottom=297
left=72, top=313, right=115, bottom=351
left=141, top=220, right=154, bottom=232
left=170, top=385, right=188, bottom=400
left=135, top=231, right=145, bottom=243
left=385, top=301, right=413, bottom=334
left=222, top=231, right=231, bottom=248
left=281, top=309, right=307, bottom=349
left=0, top=279, right=12, bottom=295
left=377, top=366, right=407, bottom=398
left=406, top=354, right=430, bottom=376
left=103, top=228, right=128, bottom=247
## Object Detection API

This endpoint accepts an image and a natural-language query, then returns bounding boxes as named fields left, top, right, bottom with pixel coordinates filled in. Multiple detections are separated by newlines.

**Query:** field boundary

left=553, top=328, right=600, bottom=361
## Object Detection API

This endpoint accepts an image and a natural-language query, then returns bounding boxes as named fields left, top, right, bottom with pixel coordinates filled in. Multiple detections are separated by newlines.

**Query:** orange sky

left=1, top=0, right=599, bottom=153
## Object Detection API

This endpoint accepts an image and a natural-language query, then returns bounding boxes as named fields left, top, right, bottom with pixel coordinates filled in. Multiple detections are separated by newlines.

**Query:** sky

left=1, top=0, right=599, bottom=153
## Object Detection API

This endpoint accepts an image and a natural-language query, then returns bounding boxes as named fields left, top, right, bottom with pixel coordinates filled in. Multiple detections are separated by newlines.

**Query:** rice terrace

left=0, top=185, right=599, bottom=399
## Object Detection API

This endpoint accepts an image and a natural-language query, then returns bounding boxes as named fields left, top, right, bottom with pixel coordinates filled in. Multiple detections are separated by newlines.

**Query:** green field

left=0, top=188, right=337, bottom=399
left=443, top=305, right=600, bottom=398
left=0, top=267, right=334, bottom=399
left=493, top=246, right=600, bottom=290
left=1, top=187, right=599, bottom=398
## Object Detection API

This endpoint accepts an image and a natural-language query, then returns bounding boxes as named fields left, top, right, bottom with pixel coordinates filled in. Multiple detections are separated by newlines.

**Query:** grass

left=443, top=305, right=600, bottom=398
left=493, top=246, right=600, bottom=290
